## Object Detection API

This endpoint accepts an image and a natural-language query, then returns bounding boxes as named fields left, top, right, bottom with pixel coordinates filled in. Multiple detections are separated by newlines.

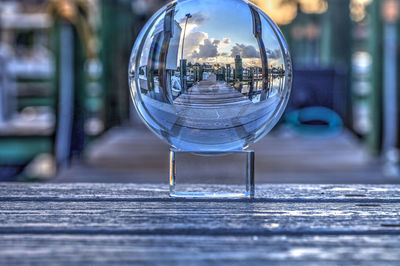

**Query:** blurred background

left=0, top=0, right=399, bottom=184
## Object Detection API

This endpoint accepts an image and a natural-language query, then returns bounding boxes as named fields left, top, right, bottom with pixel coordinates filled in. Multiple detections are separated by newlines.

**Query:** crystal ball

left=129, top=0, right=292, bottom=151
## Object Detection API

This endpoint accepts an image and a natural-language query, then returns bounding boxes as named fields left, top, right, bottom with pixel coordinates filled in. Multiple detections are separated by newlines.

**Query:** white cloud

left=231, top=43, right=259, bottom=58
left=183, top=31, right=208, bottom=56
left=192, top=38, right=219, bottom=59
left=222, top=38, right=231, bottom=45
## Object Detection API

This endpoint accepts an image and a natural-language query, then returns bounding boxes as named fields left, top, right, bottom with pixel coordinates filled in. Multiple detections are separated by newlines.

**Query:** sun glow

left=251, top=0, right=328, bottom=25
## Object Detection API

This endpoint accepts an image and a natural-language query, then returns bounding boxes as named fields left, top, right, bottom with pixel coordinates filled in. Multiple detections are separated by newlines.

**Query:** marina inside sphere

left=129, top=0, right=292, bottom=151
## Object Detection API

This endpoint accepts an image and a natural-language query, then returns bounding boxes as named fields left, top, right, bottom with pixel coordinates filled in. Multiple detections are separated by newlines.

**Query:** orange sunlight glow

left=251, top=0, right=328, bottom=25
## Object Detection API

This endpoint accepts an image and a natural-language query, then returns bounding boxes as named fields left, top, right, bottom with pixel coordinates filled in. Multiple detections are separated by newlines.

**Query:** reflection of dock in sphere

left=174, top=74, right=250, bottom=106
left=142, top=73, right=283, bottom=150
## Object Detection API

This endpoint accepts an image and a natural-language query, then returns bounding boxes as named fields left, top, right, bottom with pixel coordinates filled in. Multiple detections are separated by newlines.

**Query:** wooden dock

left=54, top=126, right=396, bottom=184
left=174, top=79, right=251, bottom=106
left=0, top=183, right=399, bottom=265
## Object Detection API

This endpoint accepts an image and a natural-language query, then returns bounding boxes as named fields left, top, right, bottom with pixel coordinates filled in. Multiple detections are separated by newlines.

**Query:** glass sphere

left=129, top=0, right=292, bottom=151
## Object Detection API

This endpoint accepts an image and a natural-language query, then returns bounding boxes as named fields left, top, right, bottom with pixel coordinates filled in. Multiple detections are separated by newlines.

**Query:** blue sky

left=171, top=0, right=284, bottom=67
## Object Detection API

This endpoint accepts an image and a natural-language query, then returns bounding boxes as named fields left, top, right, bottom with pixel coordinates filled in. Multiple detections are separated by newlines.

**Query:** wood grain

left=1, top=183, right=399, bottom=201
left=1, top=235, right=400, bottom=265
left=0, top=184, right=399, bottom=265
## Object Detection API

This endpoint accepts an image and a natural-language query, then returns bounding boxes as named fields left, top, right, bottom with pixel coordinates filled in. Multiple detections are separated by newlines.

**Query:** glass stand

left=169, top=149, right=255, bottom=198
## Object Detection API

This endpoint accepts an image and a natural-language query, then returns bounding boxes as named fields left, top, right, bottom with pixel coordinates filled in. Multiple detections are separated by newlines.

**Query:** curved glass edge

left=128, top=2, right=176, bottom=144
left=246, top=1, right=293, bottom=144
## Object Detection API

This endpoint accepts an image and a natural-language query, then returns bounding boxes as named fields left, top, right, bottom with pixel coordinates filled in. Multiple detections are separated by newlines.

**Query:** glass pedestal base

left=169, top=149, right=255, bottom=199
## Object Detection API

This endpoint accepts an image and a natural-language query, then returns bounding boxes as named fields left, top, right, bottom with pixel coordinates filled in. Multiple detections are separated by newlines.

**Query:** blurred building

left=235, top=55, right=244, bottom=81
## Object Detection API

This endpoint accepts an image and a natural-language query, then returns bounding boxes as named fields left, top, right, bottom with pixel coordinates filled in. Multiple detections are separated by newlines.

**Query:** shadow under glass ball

left=129, top=0, right=292, bottom=152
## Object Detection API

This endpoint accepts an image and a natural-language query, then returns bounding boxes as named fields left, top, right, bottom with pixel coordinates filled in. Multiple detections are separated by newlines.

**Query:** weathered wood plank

left=1, top=184, right=398, bottom=235
left=0, top=235, right=400, bottom=265
left=1, top=183, right=399, bottom=201
left=1, top=184, right=400, bottom=265
left=0, top=201, right=399, bottom=234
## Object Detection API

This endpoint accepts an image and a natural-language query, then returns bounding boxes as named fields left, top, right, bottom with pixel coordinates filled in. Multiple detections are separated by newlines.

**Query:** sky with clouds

left=171, top=0, right=285, bottom=67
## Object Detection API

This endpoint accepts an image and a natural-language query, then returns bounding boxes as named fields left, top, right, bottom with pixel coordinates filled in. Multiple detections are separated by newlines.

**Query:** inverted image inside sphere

left=129, top=0, right=292, bottom=152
